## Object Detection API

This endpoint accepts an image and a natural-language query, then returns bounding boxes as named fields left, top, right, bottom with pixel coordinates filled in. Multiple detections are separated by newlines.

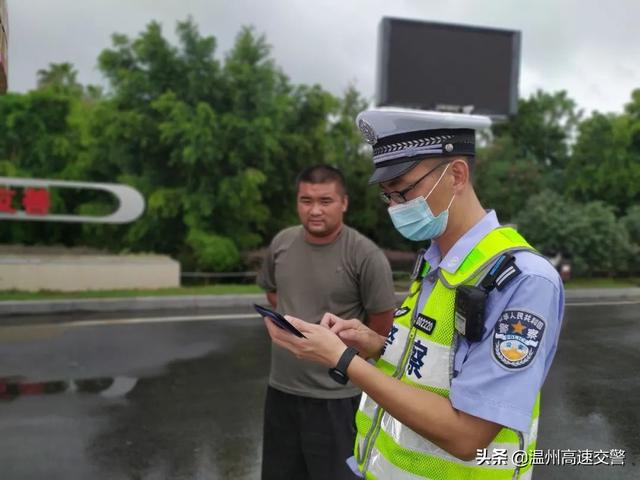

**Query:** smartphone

left=254, top=304, right=306, bottom=338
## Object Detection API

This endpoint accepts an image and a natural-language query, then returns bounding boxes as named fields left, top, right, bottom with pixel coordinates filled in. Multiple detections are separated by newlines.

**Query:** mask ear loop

left=433, top=191, right=456, bottom=219
left=424, top=163, right=451, bottom=200
left=432, top=165, right=456, bottom=217
left=446, top=193, right=456, bottom=210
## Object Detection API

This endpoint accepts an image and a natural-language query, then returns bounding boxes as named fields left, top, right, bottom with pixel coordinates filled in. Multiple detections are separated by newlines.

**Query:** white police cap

left=356, top=108, right=491, bottom=184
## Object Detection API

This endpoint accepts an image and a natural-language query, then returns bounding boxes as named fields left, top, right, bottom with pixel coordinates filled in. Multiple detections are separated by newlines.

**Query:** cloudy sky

left=7, top=0, right=640, bottom=114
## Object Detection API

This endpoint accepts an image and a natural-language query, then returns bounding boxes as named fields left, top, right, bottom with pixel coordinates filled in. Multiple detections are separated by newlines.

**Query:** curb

left=0, top=294, right=267, bottom=316
left=1, top=289, right=640, bottom=317
left=563, top=287, right=640, bottom=303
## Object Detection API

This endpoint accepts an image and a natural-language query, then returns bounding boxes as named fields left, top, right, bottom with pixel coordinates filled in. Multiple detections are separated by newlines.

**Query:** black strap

left=336, top=346, right=359, bottom=372
left=328, top=347, right=359, bottom=384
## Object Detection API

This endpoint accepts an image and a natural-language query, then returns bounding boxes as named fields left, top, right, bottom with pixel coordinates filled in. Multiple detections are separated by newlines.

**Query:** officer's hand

left=263, top=315, right=346, bottom=368
left=320, top=313, right=386, bottom=360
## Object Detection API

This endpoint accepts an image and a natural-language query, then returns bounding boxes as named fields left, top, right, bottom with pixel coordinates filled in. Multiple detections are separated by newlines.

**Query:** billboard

left=377, top=17, right=521, bottom=118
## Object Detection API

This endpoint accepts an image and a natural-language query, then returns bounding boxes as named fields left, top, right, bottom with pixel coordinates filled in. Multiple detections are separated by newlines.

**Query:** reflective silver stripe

left=367, top=445, right=516, bottom=480
left=356, top=433, right=366, bottom=463
left=360, top=393, right=377, bottom=418
left=526, top=417, right=539, bottom=447
left=373, top=145, right=444, bottom=164
left=359, top=392, right=378, bottom=420
left=367, top=446, right=431, bottom=480
left=379, top=323, right=410, bottom=367
left=402, top=337, right=451, bottom=390
left=380, top=323, right=452, bottom=391
left=358, top=391, right=369, bottom=410
left=496, top=265, right=516, bottom=285
left=378, top=412, right=521, bottom=468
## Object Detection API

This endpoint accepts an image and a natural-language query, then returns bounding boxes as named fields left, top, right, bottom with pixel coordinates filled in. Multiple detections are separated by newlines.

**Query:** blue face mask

left=387, top=165, right=455, bottom=241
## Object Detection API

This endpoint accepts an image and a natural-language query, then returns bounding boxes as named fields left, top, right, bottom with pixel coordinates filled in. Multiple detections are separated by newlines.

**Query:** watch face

left=329, top=368, right=348, bottom=385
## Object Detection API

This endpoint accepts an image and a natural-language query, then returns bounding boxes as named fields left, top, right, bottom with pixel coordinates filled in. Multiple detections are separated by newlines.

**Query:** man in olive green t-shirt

left=257, top=165, right=396, bottom=480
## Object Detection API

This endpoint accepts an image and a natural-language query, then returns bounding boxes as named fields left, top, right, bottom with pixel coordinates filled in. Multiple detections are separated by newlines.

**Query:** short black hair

left=296, top=164, right=347, bottom=196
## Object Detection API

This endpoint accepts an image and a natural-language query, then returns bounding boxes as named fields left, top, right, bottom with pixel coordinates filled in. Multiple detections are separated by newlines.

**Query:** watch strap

left=335, top=346, right=359, bottom=374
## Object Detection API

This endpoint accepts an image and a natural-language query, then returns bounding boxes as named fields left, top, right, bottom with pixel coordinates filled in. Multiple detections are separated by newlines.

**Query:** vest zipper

left=360, top=296, right=421, bottom=474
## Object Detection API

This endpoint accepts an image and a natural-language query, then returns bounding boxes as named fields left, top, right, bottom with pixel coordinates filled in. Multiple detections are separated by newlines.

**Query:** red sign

left=22, top=187, right=50, bottom=215
left=0, top=186, right=16, bottom=213
left=0, top=186, right=50, bottom=215
left=0, top=177, right=145, bottom=224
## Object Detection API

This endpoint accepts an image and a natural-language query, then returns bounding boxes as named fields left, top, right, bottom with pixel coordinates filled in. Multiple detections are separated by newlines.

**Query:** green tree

left=0, top=89, right=87, bottom=246
left=622, top=205, right=640, bottom=274
left=78, top=20, right=362, bottom=269
left=14, top=20, right=633, bottom=278
left=36, top=62, right=84, bottom=96
left=476, top=90, right=582, bottom=222
left=622, top=205, right=640, bottom=243
left=566, top=90, right=640, bottom=213
left=492, top=90, right=582, bottom=170
left=475, top=136, right=545, bottom=223
left=514, top=191, right=636, bottom=276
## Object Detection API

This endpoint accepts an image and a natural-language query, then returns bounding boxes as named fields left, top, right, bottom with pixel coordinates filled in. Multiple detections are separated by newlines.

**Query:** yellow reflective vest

left=355, top=227, right=539, bottom=480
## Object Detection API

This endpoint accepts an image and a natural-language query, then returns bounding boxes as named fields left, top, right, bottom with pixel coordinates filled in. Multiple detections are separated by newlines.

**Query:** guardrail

left=182, top=262, right=573, bottom=285
left=181, top=271, right=411, bottom=284
left=182, top=272, right=258, bottom=280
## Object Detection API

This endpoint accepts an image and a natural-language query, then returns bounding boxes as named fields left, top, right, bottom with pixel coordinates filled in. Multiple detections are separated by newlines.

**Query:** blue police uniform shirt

left=416, top=210, right=565, bottom=433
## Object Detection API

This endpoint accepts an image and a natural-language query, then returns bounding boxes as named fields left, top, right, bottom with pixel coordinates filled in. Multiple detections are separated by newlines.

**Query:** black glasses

left=379, top=161, right=452, bottom=205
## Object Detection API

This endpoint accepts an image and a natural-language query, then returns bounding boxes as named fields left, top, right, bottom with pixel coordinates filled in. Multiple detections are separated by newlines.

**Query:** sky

left=6, top=0, right=640, bottom=115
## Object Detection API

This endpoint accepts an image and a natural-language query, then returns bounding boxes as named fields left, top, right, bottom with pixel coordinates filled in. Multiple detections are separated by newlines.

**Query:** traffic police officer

left=263, top=107, right=565, bottom=479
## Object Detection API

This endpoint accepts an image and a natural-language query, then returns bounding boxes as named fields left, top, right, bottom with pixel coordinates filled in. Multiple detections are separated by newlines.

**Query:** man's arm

left=257, top=241, right=278, bottom=306
left=358, top=248, right=397, bottom=335
left=366, top=309, right=394, bottom=337
left=266, top=291, right=278, bottom=309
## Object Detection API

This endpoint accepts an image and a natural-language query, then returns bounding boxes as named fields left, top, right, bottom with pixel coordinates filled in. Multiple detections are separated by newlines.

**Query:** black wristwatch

left=328, top=347, right=359, bottom=384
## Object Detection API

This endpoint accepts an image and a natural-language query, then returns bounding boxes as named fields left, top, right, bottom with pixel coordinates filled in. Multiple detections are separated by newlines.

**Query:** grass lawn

left=563, top=277, right=640, bottom=289
left=0, top=284, right=263, bottom=301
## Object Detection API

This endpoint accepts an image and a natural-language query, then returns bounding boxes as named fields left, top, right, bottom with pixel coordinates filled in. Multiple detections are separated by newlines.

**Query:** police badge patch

left=394, top=306, right=410, bottom=318
left=492, top=310, right=546, bottom=370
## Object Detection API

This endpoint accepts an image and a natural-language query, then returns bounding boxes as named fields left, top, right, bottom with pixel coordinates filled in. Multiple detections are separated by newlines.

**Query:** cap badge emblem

left=358, top=119, right=378, bottom=145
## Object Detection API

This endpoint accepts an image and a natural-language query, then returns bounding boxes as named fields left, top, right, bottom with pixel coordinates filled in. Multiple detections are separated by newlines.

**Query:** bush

left=622, top=205, right=640, bottom=244
left=475, top=136, right=545, bottom=223
left=622, top=205, right=640, bottom=273
left=514, top=191, right=636, bottom=277
left=186, top=230, right=241, bottom=272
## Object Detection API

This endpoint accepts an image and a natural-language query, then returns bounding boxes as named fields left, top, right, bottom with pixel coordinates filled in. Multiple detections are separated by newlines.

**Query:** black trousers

left=261, top=386, right=361, bottom=480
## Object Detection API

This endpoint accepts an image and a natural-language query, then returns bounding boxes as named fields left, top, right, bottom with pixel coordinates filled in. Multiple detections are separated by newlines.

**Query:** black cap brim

left=368, top=159, right=421, bottom=185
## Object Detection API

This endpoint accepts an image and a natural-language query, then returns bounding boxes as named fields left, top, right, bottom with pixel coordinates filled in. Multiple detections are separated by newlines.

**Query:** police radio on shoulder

left=454, top=253, right=521, bottom=342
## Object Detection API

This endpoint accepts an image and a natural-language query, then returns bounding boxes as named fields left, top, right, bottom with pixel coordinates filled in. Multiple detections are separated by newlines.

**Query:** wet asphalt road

left=0, top=303, right=638, bottom=480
